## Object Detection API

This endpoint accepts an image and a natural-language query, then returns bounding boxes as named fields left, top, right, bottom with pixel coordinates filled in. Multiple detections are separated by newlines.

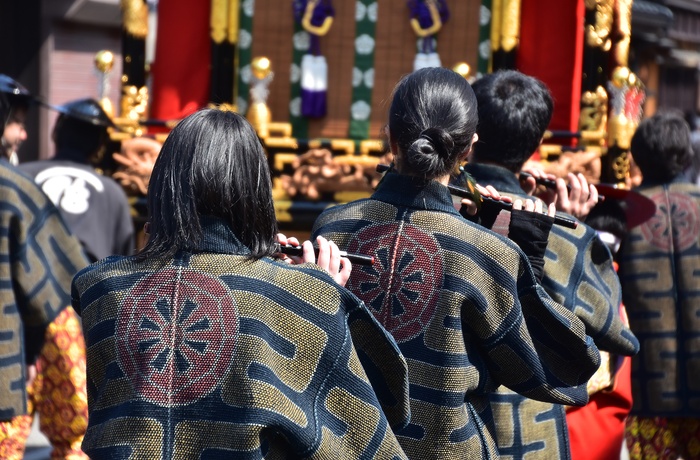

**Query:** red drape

left=517, top=0, right=585, bottom=132
left=150, top=0, right=211, bottom=121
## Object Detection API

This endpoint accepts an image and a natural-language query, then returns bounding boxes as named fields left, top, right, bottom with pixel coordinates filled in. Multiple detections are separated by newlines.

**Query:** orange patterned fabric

left=0, top=307, right=88, bottom=460
left=0, top=413, right=32, bottom=460
left=626, top=416, right=700, bottom=460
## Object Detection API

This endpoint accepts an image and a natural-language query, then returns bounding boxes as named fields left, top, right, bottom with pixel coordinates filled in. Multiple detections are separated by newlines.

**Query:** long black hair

left=388, top=67, right=478, bottom=180
left=138, top=108, right=278, bottom=260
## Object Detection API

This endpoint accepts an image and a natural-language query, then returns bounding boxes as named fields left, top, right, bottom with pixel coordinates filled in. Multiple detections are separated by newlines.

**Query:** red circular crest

left=640, top=192, right=699, bottom=252
left=116, top=269, right=237, bottom=406
left=347, top=223, right=443, bottom=343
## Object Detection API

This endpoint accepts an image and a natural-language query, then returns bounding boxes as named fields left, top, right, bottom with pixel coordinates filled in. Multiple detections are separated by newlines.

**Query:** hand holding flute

left=519, top=167, right=601, bottom=220
left=275, top=234, right=375, bottom=288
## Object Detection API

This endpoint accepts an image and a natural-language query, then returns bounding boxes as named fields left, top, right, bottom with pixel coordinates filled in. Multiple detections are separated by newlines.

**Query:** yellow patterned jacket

left=71, top=217, right=410, bottom=459
left=0, top=161, right=88, bottom=420
left=312, top=173, right=601, bottom=459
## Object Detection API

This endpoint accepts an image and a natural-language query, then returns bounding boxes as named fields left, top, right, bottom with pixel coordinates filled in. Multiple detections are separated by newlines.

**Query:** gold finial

left=95, top=50, right=115, bottom=74
left=452, top=62, right=471, bottom=79
left=611, top=66, right=630, bottom=88
left=95, top=50, right=116, bottom=118
left=251, top=56, right=272, bottom=80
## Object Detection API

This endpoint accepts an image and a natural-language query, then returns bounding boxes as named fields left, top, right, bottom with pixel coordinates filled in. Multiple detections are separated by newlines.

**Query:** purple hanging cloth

left=408, top=0, right=450, bottom=54
left=294, top=0, right=335, bottom=118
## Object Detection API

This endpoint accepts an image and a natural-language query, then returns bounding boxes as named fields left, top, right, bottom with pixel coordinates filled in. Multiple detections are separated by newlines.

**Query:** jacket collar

left=194, top=216, right=251, bottom=255
left=462, top=162, right=523, bottom=195
left=372, top=172, right=461, bottom=215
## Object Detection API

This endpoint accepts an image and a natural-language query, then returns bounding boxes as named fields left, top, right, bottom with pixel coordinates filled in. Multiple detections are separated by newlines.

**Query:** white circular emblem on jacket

left=35, top=166, right=104, bottom=215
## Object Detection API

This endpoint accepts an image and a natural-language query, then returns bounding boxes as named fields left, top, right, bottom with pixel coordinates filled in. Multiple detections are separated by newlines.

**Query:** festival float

left=97, top=0, right=645, bottom=238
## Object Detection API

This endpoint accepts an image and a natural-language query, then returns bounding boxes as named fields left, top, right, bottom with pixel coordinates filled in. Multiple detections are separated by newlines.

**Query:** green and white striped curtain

left=236, top=0, right=256, bottom=114
left=348, top=0, right=378, bottom=140
left=289, top=18, right=311, bottom=138
left=477, top=0, right=492, bottom=77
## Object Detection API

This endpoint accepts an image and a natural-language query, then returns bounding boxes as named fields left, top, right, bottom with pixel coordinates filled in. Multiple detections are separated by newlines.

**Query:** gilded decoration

left=119, top=85, right=149, bottom=135
left=611, top=153, right=631, bottom=183
left=613, top=0, right=632, bottom=66
left=526, top=149, right=602, bottom=184
left=501, top=0, right=521, bottom=52
left=490, top=0, right=502, bottom=51
left=246, top=57, right=275, bottom=139
left=211, top=0, right=240, bottom=44
left=490, top=0, right=520, bottom=52
left=585, top=0, right=613, bottom=51
left=121, top=0, right=149, bottom=39
left=279, top=149, right=389, bottom=201
left=579, top=86, right=608, bottom=143
left=607, top=66, right=645, bottom=151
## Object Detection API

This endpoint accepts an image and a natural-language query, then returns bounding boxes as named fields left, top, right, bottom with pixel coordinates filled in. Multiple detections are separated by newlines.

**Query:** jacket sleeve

left=310, top=295, right=408, bottom=460
left=543, top=223, right=639, bottom=356
left=11, top=186, right=89, bottom=363
left=461, top=242, right=601, bottom=407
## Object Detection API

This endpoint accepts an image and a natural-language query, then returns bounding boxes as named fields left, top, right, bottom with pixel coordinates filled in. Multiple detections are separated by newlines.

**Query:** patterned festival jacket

left=71, top=218, right=410, bottom=459
left=463, top=162, right=639, bottom=459
left=0, top=161, right=88, bottom=420
left=618, top=178, right=700, bottom=417
left=311, top=173, right=601, bottom=460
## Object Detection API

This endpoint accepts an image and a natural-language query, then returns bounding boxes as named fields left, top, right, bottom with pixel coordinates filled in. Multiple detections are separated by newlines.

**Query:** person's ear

left=463, top=133, right=479, bottom=162
left=386, top=128, right=399, bottom=155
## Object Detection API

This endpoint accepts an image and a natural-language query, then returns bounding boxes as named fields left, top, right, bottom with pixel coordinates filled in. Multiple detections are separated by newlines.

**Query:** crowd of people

left=0, top=66, right=698, bottom=460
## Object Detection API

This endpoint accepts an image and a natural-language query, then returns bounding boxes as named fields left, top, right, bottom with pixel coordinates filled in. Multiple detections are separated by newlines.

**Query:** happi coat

left=464, top=162, right=639, bottom=459
left=618, top=177, right=700, bottom=417
left=0, top=161, right=88, bottom=419
left=312, top=172, right=601, bottom=459
left=71, top=217, right=410, bottom=459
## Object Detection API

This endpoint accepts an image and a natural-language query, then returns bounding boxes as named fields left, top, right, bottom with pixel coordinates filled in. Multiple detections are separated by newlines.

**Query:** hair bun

left=419, top=127, right=454, bottom=159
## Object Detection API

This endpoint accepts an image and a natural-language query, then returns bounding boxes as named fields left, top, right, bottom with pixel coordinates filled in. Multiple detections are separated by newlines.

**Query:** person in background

left=619, top=112, right=700, bottom=460
left=460, top=69, right=639, bottom=459
left=312, top=67, right=601, bottom=459
left=566, top=186, right=655, bottom=460
left=71, top=108, right=411, bottom=459
left=0, top=74, right=89, bottom=459
left=21, top=98, right=134, bottom=261
left=683, top=110, right=700, bottom=186
left=0, top=74, right=30, bottom=165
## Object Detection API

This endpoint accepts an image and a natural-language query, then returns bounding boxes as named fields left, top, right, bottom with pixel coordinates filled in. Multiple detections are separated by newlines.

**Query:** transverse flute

left=277, top=244, right=376, bottom=266
left=375, top=164, right=577, bottom=229
left=518, top=171, right=604, bottom=203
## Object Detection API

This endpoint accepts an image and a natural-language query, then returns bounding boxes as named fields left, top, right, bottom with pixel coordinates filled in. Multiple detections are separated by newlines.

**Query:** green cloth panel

left=477, top=0, right=492, bottom=76
left=236, top=0, right=255, bottom=115
left=348, top=1, right=378, bottom=140
left=289, top=20, right=310, bottom=139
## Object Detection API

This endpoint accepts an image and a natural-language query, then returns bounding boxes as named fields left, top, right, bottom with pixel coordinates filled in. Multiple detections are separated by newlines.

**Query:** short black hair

left=585, top=200, right=627, bottom=240
left=52, top=115, right=109, bottom=157
left=630, top=112, right=692, bottom=183
left=388, top=67, right=478, bottom=180
left=139, top=108, right=278, bottom=260
left=471, top=70, right=553, bottom=172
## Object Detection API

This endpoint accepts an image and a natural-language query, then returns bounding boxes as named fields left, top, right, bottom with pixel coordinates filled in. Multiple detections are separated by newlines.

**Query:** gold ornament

left=251, top=57, right=272, bottom=80
left=585, top=0, right=614, bottom=51
left=611, top=66, right=630, bottom=88
left=121, top=0, right=149, bottom=39
left=94, top=50, right=115, bottom=74
left=452, top=62, right=471, bottom=79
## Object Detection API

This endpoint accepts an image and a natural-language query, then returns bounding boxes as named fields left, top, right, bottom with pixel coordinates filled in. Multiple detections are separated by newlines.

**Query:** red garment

left=566, top=301, right=633, bottom=460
